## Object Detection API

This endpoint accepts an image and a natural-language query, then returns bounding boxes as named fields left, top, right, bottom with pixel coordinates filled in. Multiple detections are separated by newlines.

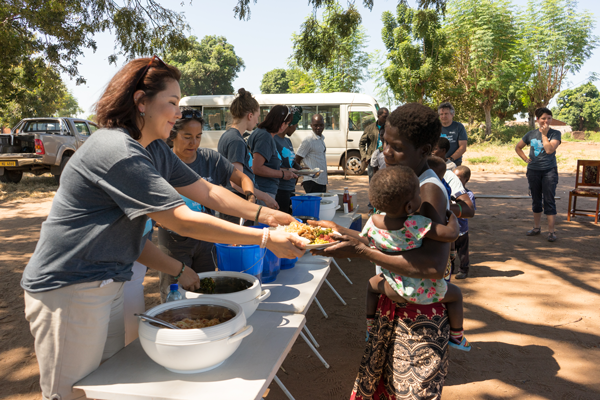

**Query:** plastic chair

left=567, top=160, right=600, bottom=224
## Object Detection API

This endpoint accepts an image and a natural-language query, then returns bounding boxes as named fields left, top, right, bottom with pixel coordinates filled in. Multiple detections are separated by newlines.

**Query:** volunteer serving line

left=74, top=214, right=358, bottom=400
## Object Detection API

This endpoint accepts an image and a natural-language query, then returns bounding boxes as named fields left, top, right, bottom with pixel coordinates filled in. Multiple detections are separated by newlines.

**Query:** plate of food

left=279, top=221, right=341, bottom=249
left=295, top=168, right=321, bottom=176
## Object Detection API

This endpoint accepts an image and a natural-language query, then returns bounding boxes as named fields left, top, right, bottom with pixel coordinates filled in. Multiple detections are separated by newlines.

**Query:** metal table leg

left=300, top=332, right=330, bottom=369
left=332, top=258, right=353, bottom=285
left=325, top=279, right=347, bottom=306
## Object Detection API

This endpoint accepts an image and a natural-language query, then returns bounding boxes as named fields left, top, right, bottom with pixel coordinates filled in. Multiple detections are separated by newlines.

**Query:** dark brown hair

left=535, top=107, right=552, bottom=119
left=387, top=103, right=441, bottom=154
left=95, top=57, right=181, bottom=140
left=230, top=88, right=259, bottom=119
left=454, top=165, right=471, bottom=183
left=427, top=155, right=447, bottom=181
left=369, top=165, right=419, bottom=214
left=167, top=106, right=205, bottom=147
left=258, top=105, right=292, bottom=133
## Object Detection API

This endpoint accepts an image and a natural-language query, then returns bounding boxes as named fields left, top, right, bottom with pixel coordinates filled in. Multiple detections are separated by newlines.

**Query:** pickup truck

left=0, top=118, right=98, bottom=184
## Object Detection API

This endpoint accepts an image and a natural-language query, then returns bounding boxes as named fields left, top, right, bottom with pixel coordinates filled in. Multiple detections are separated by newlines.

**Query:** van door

left=201, top=106, right=230, bottom=150
left=345, top=105, right=377, bottom=174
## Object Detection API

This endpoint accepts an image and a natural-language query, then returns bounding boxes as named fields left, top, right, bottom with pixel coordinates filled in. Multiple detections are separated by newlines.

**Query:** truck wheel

left=0, top=170, right=23, bottom=184
left=53, top=156, right=71, bottom=185
left=342, top=151, right=366, bottom=175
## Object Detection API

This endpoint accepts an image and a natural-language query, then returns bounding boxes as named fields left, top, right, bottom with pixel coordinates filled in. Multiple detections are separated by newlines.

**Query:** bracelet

left=281, top=170, right=285, bottom=179
left=457, top=203, right=463, bottom=218
left=174, top=261, right=186, bottom=281
left=260, top=227, right=270, bottom=248
left=254, top=205, right=263, bottom=225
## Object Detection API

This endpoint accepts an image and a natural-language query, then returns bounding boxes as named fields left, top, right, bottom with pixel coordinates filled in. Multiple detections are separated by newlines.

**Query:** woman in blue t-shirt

left=515, top=107, right=561, bottom=242
left=274, top=107, right=304, bottom=213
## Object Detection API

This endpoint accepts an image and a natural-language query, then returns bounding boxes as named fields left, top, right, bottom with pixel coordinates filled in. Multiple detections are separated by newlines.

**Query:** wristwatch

left=449, top=156, right=455, bottom=162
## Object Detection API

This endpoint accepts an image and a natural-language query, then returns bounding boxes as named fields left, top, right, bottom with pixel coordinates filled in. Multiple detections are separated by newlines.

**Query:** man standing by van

left=360, top=107, right=389, bottom=180
left=295, top=114, right=328, bottom=193
left=438, top=102, right=468, bottom=166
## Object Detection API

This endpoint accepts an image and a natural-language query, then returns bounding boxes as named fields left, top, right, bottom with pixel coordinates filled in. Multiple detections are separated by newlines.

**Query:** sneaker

left=449, top=336, right=471, bottom=352
left=547, top=232, right=557, bottom=242
left=456, top=271, right=468, bottom=279
left=526, top=228, right=541, bottom=236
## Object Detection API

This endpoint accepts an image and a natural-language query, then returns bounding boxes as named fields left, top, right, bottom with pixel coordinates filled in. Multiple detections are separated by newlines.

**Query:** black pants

left=302, top=180, right=326, bottom=194
left=526, top=167, right=558, bottom=215
left=453, top=232, right=470, bottom=274
left=276, top=189, right=294, bottom=214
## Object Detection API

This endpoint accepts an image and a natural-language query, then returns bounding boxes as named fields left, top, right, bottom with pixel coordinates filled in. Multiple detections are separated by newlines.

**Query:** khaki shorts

left=24, top=280, right=125, bottom=400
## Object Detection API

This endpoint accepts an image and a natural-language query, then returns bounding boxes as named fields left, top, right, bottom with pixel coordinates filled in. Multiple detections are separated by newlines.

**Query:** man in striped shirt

left=295, top=114, right=328, bottom=193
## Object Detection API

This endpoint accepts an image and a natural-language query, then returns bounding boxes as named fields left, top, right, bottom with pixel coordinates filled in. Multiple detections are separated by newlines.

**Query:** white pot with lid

left=138, top=298, right=253, bottom=374
left=319, top=199, right=339, bottom=221
left=306, top=192, right=339, bottom=207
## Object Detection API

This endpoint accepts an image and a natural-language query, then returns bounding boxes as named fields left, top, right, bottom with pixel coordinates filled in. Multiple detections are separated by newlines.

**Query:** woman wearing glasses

left=248, top=105, right=299, bottom=202
left=20, top=57, right=304, bottom=400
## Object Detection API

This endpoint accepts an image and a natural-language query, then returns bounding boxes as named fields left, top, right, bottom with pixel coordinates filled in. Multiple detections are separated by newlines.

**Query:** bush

left=467, top=119, right=530, bottom=145
left=563, top=131, right=600, bottom=142
left=467, top=156, right=499, bottom=164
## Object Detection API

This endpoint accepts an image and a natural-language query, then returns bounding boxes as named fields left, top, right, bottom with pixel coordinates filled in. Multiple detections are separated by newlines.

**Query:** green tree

left=553, top=82, right=600, bottom=131
left=55, top=92, right=83, bottom=117
left=518, top=0, right=598, bottom=129
left=369, top=50, right=396, bottom=108
left=380, top=3, right=452, bottom=105
left=445, top=0, right=520, bottom=138
left=165, top=36, right=245, bottom=96
left=260, top=69, right=290, bottom=94
left=287, top=68, right=317, bottom=93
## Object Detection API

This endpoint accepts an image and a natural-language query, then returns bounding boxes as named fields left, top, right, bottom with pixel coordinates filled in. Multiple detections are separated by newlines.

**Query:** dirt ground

left=1, top=169, right=600, bottom=400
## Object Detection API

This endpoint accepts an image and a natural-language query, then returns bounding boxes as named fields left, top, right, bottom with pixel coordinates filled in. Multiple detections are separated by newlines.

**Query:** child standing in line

left=361, top=166, right=471, bottom=351
left=453, top=166, right=476, bottom=279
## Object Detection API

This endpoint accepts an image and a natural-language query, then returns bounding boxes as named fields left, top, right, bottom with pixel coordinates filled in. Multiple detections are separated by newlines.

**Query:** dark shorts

left=302, top=180, right=326, bottom=194
left=526, top=167, right=559, bottom=215
left=276, top=189, right=294, bottom=214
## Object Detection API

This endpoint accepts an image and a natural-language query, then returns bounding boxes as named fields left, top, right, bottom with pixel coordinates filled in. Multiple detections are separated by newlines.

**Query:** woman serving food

left=21, top=56, right=304, bottom=400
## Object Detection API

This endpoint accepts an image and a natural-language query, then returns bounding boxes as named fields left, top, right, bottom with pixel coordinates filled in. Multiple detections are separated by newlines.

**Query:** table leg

left=303, top=325, right=320, bottom=348
left=273, top=375, right=297, bottom=400
left=332, top=259, right=353, bottom=285
left=300, top=332, right=330, bottom=369
left=314, top=298, right=328, bottom=318
left=325, top=279, right=347, bottom=306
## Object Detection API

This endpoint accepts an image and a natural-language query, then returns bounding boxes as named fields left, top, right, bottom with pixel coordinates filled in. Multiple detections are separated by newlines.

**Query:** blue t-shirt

left=441, top=121, right=468, bottom=163
left=273, top=135, right=297, bottom=192
left=217, top=128, right=255, bottom=192
left=21, top=129, right=200, bottom=292
left=458, top=190, right=476, bottom=234
left=521, top=128, right=561, bottom=170
left=247, top=127, right=281, bottom=195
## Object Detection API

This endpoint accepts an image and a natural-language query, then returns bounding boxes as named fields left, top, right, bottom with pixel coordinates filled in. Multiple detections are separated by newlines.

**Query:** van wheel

left=0, top=170, right=23, bottom=184
left=342, top=151, right=366, bottom=175
left=53, top=156, right=71, bottom=185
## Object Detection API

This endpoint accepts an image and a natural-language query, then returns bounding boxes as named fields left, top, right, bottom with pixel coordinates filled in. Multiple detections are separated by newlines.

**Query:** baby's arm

left=425, top=210, right=460, bottom=243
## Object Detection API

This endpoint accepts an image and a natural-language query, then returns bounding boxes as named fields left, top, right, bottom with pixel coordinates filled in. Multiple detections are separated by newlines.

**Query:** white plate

left=304, top=241, right=340, bottom=250
left=295, top=168, right=321, bottom=175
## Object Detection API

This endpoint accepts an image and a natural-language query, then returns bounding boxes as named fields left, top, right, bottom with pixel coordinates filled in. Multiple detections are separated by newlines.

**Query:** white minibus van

left=180, top=92, right=380, bottom=175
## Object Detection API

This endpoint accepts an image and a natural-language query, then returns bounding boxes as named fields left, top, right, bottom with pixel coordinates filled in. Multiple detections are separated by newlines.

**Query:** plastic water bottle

left=166, top=284, right=182, bottom=302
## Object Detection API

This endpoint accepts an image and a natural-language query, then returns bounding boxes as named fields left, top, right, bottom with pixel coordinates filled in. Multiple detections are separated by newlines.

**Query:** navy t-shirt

left=441, top=121, right=468, bottom=163
left=247, top=128, right=281, bottom=195
left=522, top=128, right=561, bottom=170
left=21, top=129, right=200, bottom=292
left=273, top=135, right=297, bottom=192
left=217, top=128, right=255, bottom=192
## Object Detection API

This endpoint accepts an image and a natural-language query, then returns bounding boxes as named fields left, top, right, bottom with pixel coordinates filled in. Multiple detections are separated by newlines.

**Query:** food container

left=291, top=196, right=321, bottom=220
left=319, top=199, right=338, bottom=221
left=138, top=298, right=253, bottom=374
left=306, top=192, right=339, bottom=207
left=180, top=271, right=270, bottom=318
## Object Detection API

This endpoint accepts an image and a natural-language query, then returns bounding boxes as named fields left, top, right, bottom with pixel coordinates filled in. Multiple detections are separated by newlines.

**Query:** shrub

left=467, top=119, right=530, bottom=145
left=467, top=156, right=499, bottom=164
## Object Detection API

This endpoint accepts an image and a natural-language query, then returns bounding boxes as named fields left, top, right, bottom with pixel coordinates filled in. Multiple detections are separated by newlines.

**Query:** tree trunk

left=528, top=111, right=535, bottom=130
left=579, top=117, right=584, bottom=131
left=484, top=105, right=492, bottom=139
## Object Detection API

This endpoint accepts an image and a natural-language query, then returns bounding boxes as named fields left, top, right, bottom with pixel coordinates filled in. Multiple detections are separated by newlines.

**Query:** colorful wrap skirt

left=350, top=295, right=449, bottom=400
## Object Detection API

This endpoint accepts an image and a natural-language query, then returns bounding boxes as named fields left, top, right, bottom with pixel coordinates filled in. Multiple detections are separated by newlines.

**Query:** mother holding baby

left=313, top=103, right=454, bottom=400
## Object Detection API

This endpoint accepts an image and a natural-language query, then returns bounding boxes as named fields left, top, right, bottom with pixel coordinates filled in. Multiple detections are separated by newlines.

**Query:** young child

left=428, top=155, right=458, bottom=264
left=453, top=166, right=476, bottom=279
left=361, top=165, right=471, bottom=351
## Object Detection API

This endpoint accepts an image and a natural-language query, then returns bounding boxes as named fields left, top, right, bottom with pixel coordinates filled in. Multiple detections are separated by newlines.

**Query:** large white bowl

left=319, top=199, right=339, bottom=221
left=138, top=298, right=253, bottom=374
left=180, top=271, right=270, bottom=318
left=306, top=192, right=339, bottom=207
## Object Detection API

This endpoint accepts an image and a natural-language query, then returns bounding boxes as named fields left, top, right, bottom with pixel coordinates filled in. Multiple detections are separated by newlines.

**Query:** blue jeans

left=526, top=167, right=558, bottom=215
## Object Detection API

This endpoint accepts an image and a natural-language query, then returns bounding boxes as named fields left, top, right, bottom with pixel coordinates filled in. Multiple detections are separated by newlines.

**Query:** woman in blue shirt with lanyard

left=274, top=107, right=304, bottom=213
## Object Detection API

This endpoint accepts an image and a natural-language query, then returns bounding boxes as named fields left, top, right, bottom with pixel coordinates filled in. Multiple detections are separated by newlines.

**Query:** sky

left=63, top=0, right=600, bottom=117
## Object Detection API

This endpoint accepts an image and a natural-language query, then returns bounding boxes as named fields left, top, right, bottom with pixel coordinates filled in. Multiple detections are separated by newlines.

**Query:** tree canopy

left=260, top=69, right=290, bottom=94
left=553, top=82, right=600, bottom=131
left=165, top=36, right=245, bottom=96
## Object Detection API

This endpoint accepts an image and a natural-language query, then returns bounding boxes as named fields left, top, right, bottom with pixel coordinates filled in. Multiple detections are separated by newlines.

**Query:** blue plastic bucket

left=249, top=226, right=281, bottom=283
left=214, top=243, right=265, bottom=281
left=280, top=257, right=298, bottom=270
left=291, top=196, right=321, bottom=220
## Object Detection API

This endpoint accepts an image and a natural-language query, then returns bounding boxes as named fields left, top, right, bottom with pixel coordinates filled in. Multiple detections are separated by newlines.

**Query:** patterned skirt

left=350, top=295, right=449, bottom=400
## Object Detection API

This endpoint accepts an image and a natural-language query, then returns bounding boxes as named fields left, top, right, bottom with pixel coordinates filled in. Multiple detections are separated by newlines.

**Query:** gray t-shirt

left=248, top=128, right=281, bottom=195
left=441, top=121, right=468, bottom=163
left=21, top=129, right=200, bottom=292
left=217, top=128, right=255, bottom=192
left=522, top=128, right=561, bottom=170
left=273, top=135, right=296, bottom=192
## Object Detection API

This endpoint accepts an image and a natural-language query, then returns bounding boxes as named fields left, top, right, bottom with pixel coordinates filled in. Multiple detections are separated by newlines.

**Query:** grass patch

left=0, top=174, right=58, bottom=203
left=511, top=157, right=528, bottom=167
left=467, top=156, right=499, bottom=164
left=562, top=131, right=600, bottom=142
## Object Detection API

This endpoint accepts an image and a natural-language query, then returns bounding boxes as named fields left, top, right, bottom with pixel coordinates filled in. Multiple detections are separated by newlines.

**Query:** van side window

left=203, top=107, right=232, bottom=131
left=295, top=106, right=339, bottom=131
left=348, top=111, right=376, bottom=131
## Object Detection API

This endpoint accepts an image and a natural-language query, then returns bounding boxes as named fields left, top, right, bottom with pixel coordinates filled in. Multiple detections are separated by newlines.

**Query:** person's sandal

left=449, top=336, right=471, bottom=352
left=547, top=232, right=557, bottom=242
left=526, top=228, right=541, bottom=236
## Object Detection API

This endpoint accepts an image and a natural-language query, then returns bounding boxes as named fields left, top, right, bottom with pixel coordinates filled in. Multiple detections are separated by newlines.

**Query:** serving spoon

left=135, top=313, right=182, bottom=330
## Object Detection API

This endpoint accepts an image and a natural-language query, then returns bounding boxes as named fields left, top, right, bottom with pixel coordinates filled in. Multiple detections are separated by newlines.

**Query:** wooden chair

left=568, top=160, right=600, bottom=224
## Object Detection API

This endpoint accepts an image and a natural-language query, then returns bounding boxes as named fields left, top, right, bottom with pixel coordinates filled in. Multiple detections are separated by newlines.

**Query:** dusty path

left=1, top=172, right=599, bottom=400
